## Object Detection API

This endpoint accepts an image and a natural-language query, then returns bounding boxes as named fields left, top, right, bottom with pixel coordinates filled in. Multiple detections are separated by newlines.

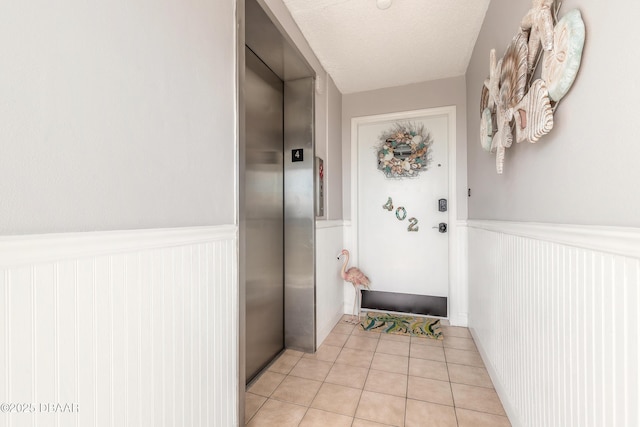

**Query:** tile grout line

left=443, top=336, right=514, bottom=423
left=304, top=321, right=357, bottom=425
left=349, top=318, right=372, bottom=426
left=404, top=344, right=410, bottom=427
left=245, top=352, right=298, bottom=425
left=244, top=393, right=267, bottom=425
left=250, top=318, right=507, bottom=426
left=443, top=338, right=461, bottom=427
left=297, top=349, right=325, bottom=426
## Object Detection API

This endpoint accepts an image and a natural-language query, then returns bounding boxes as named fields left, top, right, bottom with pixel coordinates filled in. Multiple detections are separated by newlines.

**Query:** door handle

left=432, top=223, right=447, bottom=233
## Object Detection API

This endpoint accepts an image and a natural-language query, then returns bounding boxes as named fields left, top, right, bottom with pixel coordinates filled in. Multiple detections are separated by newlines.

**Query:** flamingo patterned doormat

left=360, top=311, right=443, bottom=340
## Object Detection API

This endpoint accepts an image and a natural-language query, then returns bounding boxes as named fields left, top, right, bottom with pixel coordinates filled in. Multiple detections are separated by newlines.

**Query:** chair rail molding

left=0, top=225, right=237, bottom=268
left=467, top=219, right=640, bottom=258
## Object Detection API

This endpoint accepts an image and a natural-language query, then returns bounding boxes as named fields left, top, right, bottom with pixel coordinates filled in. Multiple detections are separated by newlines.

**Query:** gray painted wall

left=0, top=0, right=236, bottom=235
left=307, top=74, right=344, bottom=222
left=342, top=76, right=468, bottom=221
left=326, top=76, right=344, bottom=220
left=466, top=0, right=640, bottom=227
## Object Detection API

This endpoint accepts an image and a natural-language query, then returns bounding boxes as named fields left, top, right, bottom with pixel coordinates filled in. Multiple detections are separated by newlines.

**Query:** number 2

left=407, top=217, right=419, bottom=232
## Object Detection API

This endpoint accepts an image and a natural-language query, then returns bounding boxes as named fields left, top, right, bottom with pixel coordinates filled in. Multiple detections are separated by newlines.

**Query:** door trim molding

left=350, top=106, right=458, bottom=318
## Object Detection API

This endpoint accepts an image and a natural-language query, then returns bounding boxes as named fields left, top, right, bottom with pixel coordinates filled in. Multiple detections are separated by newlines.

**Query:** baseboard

left=449, top=312, right=468, bottom=327
left=317, top=306, right=344, bottom=347
left=469, top=326, right=522, bottom=427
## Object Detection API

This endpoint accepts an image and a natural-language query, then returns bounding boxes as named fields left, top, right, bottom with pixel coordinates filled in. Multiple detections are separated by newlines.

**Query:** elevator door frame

left=238, top=0, right=317, bottom=421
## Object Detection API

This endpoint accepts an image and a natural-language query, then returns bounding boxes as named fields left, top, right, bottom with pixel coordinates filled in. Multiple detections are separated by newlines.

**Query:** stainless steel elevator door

left=245, top=47, right=284, bottom=382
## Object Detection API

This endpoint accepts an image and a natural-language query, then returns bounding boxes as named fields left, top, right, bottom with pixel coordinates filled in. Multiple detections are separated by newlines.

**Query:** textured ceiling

left=282, top=0, right=491, bottom=94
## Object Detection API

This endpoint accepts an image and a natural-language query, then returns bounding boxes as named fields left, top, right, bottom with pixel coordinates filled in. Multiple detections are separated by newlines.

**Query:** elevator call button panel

left=316, top=156, right=324, bottom=217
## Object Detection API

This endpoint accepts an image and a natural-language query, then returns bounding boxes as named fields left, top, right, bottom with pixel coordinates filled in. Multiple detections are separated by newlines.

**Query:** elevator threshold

left=246, top=348, right=289, bottom=387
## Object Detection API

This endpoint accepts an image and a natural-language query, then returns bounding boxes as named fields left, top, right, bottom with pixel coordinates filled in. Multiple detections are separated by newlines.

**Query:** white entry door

left=354, top=108, right=453, bottom=298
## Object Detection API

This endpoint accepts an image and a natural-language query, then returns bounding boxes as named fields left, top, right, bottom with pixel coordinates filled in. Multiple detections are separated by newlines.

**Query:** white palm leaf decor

left=376, top=122, right=433, bottom=178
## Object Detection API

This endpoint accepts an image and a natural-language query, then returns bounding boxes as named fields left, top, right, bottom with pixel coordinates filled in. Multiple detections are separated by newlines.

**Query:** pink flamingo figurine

left=337, top=249, right=371, bottom=324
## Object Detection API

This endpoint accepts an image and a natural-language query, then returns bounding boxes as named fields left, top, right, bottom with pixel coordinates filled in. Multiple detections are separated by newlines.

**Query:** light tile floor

left=246, top=316, right=511, bottom=427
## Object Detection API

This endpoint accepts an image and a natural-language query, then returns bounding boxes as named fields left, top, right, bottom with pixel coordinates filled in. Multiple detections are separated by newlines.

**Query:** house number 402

left=382, top=197, right=419, bottom=232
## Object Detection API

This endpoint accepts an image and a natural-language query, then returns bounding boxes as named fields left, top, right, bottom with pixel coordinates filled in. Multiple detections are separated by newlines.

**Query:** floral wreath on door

left=376, top=122, right=433, bottom=178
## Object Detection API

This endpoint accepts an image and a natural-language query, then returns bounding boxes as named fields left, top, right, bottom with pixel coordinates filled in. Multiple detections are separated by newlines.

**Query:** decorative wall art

left=377, top=122, right=433, bottom=178
left=381, top=197, right=419, bottom=232
left=541, top=9, right=586, bottom=102
left=480, top=0, right=585, bottom=174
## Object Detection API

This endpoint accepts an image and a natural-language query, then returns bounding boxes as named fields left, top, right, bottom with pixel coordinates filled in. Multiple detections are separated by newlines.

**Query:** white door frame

left=350, top=106, right=458, bottom=319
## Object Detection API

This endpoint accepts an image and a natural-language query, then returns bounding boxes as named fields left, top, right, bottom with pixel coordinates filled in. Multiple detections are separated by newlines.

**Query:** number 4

left=382, top=197, right=393, bottom=211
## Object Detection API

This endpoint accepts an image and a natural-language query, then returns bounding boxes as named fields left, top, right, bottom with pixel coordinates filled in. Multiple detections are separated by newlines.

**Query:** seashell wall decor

left=520, top=0, right=555, bottom=73
left=480, top=108, right=494, bottom=152
left=542, top=9, right=586, bottom=102
left=500, top=31, right=529, bottom=111
left=514, top=79, right=554, bottom=143
left=480, top=0, right=586, bottom=174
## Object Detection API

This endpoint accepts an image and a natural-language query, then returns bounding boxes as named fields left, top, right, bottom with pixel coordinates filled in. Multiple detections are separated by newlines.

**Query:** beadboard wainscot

left=342, top=220, right=356, bottom=317
left=449, top=220, right=469, bottom=327
left=468, top=220, right=640, bottom=427
left=316, top=220, right=346, bottom=346
left=0, top=225, right=238, bottom=427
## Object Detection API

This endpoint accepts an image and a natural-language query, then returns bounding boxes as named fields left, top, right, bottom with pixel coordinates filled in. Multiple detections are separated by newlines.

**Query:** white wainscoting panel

left=468, top=220, right=639, bottom=427
left=0, top=226, right=238, bottom=427
left=449, top=221, right=468, bottom=327
left=342, top=221, right=358, bottom=316
left=316, top=221, right=346, bottom=345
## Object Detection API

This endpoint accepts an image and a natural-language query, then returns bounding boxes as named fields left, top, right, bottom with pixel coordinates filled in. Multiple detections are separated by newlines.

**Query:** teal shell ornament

left=377, top=122, right=433, bottom=178
left=541, top=9, right=586, bottom=102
